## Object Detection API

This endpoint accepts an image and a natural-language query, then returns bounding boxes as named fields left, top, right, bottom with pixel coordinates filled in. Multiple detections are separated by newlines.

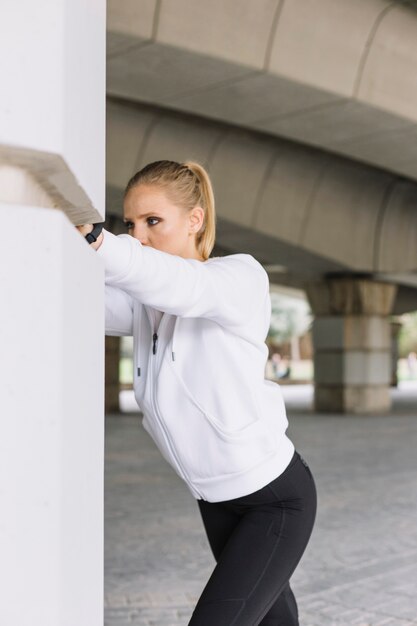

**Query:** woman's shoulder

left=207, top=251, right=258, bottom=262
left=207, top=252, right=266, bottom=274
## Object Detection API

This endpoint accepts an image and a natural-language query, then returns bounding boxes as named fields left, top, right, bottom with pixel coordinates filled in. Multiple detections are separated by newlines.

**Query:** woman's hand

left=75, top=224, right=104, bottom=250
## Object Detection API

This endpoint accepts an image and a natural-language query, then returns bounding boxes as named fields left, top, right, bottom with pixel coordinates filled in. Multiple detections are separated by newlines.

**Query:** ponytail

left=183, top=161, right=216, bottom=261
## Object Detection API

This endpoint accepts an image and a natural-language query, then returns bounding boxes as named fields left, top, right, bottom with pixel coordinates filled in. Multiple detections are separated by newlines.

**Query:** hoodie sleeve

left=97, top=229, right=269, bottom=328
left=104, top=284, right=134, bottom=336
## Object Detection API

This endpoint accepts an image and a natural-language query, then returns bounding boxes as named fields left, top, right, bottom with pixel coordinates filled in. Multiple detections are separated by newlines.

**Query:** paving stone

left=105, top=383, right=417, bottom=625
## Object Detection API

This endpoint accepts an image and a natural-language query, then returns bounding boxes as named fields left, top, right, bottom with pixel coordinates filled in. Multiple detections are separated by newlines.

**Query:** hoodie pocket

left=165, top=353, right=261, bottom=440
left=155, top=359, right=274, bottom=480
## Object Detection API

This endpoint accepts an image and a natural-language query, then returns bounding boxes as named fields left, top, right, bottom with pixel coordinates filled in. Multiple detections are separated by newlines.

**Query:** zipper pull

left=152, top=332, right=158, bottom=355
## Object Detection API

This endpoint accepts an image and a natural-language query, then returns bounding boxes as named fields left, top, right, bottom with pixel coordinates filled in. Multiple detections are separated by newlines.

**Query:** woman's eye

left=124, top=218, right=159, bottom=230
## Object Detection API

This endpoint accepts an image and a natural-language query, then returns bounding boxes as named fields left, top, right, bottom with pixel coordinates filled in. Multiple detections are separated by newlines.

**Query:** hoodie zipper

left=145, top=307, right=201, bottom=496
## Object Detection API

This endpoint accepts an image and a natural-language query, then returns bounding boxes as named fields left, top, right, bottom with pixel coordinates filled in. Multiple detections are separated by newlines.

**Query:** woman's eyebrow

left=124, top=212, right=161, bottom=220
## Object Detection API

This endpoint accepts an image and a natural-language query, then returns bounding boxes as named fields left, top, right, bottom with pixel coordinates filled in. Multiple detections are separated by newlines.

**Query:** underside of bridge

left=105, top=0, right=417, bottom=413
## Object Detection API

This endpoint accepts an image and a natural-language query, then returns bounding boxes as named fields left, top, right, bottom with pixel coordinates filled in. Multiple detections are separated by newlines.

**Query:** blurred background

left=102, top=5, right=417, bottom=623
left=103, top=0, right=417, bottom=416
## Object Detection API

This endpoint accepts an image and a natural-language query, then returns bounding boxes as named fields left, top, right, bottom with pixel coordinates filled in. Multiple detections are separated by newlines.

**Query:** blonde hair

left=124, top=160, right=216, bottom=261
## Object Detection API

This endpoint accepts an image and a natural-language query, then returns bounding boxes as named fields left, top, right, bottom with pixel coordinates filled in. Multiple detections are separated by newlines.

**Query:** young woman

left=77, top=160, right=317, bottom=625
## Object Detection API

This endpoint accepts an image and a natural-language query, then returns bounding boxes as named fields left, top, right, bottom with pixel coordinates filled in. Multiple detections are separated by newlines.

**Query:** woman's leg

left=257, top=583, right=298, bottom=625
left=197, top=500, right=299, bottom=624
left=197, top=498, right=241, bottom=561
left=189, top=452, right=317, bottom=626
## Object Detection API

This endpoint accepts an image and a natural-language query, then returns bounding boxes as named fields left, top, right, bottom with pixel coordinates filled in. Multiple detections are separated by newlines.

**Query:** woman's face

left=123, top=184, right=205, bottom=260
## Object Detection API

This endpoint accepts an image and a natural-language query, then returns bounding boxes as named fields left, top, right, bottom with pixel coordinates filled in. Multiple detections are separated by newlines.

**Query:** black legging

left=189, top=450, right=317, bottom=625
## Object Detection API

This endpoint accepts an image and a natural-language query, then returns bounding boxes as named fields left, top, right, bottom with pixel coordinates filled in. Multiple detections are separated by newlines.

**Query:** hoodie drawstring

left=137, top=305, right=142, bottom=377
left=171, top=317, right=177, bottom=361
left=137, top=309, right=177, bottom=376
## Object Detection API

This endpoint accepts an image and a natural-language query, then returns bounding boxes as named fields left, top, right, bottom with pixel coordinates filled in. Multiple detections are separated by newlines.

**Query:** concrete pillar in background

left=0, top=1, right=105, bottom=625
left=106, top=335, right=121, bottom=413
left=306, top=277, right=397, bottom=414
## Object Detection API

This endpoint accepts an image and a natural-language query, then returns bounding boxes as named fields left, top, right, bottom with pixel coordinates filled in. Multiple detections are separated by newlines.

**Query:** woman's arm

left=76, top=224, right=104, bottom=251
left=104, top=285, right=134, bottom=336
left=76, top=225, right=133, bottom=335
left=87, top=227, right=269, bottom=328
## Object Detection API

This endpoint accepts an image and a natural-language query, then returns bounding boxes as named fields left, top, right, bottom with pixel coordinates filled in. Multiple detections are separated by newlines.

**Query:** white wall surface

left=0, top=204, right=104, bottom=626
left=0, top=0, right=105, bottom=223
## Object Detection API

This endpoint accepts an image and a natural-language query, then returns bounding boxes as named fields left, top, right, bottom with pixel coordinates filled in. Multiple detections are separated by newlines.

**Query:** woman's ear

left=189, top=206, right=205, bottom=233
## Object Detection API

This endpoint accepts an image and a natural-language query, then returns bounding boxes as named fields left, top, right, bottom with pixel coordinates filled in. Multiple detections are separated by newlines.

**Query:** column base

left=314, top=385, right=391, bottom=414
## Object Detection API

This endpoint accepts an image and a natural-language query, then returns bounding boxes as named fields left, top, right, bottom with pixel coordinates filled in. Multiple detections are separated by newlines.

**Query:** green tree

left=267, top=292, right=312, bottom=344
left=398, top=311, right=417, bottom=357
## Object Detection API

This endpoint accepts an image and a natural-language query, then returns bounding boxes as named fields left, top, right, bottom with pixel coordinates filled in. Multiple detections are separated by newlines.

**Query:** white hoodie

left=98, top=229, right=294, bottom=502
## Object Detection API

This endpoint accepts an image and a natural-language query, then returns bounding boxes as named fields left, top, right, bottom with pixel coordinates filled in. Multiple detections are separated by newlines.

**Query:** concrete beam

left=106, top=99, right=417, bottom=279
left=106, top=0, right=417, bottom=183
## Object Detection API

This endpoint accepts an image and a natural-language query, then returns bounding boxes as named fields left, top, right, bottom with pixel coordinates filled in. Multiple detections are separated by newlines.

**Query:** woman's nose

left=132, top=225, right=148, bottom=245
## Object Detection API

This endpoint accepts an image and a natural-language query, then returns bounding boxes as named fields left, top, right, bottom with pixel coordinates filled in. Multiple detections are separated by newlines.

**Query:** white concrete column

left=0, top=201, right=104, bottom=626
left=0, top=1, right=106, bottom=625
left=306, top=277, right=397, bottom=414
left=0, top=0, right=105, bottom=223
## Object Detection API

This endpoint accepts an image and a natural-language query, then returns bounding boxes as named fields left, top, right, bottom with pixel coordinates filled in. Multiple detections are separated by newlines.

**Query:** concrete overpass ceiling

left=107, top=0, right=417, bottom=183
left=106, top=99, right=417, bottom=285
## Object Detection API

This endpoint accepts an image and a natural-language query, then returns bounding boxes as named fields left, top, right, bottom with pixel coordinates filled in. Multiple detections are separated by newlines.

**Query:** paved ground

left=104, top=383, right=417, bottom=626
